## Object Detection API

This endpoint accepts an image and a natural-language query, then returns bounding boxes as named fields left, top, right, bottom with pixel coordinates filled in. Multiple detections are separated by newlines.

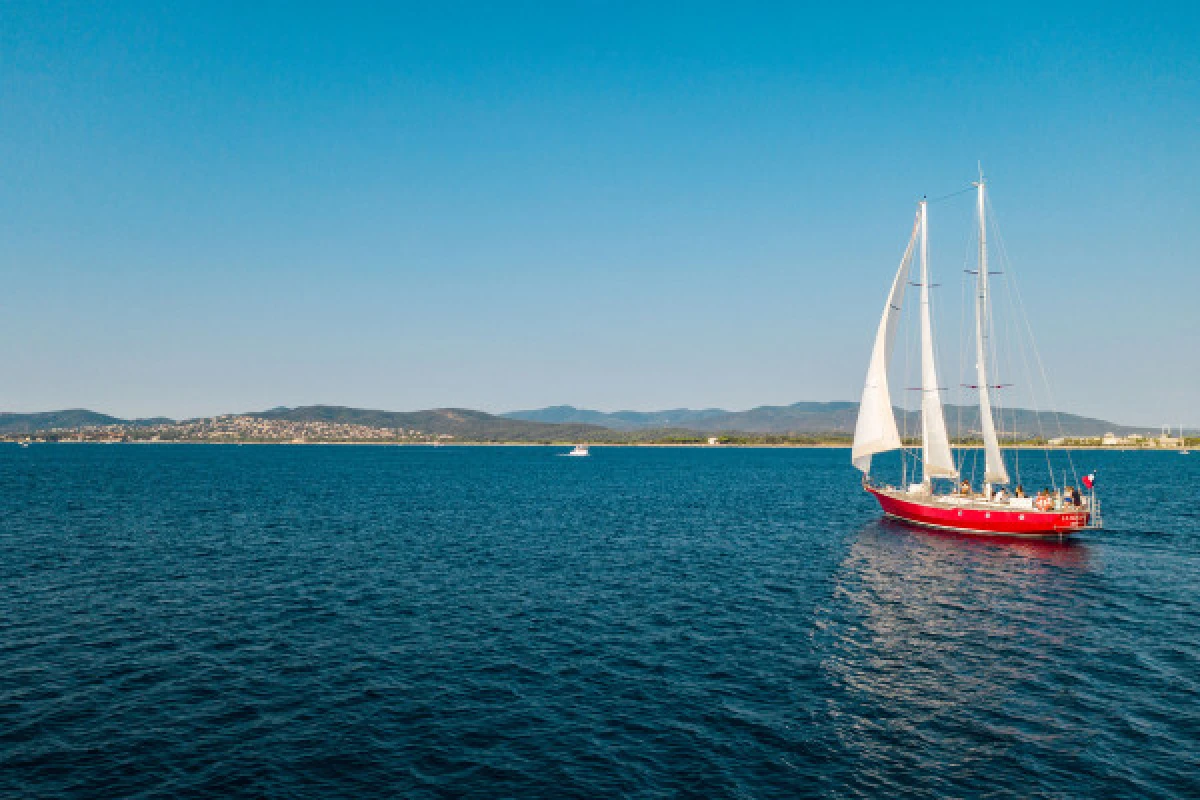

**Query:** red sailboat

left=852, top=173, right=1099, bottom=538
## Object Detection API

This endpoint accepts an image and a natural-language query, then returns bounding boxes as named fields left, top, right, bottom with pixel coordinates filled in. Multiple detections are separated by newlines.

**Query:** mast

left=852, top=212, right=920, bottom=474
left=918, top=200, right=957, bottom=484
left=974, top=177, right=1009, bottom=488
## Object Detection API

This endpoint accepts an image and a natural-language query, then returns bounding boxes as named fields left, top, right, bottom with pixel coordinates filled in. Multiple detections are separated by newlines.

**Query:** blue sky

left=1, top=1, right=1197, bottom=425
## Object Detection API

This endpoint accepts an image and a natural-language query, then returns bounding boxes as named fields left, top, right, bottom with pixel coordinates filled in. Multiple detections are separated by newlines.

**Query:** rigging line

left=902, top=240, right=913, bottom=487
left=962, top=206, right=982, bottom=475
left=903, top=240, right=915, bottom=486
left=956, top=221, right=970, bottom=474
left=983, top=210, right=1009, bottom=482
left=908, top=213, right=924, bottom=482
left=1002, top=276, right=1024, bottom=487
left=924, top=207, right=955, bottom=479
left=995, top=230, right=1021, bottom=486
left=998, top=287, right=1020, bottom=486
left=1001, top=242, right=1069, bottom=490
left=990, top=205, right=1079, bottom=488
left=926, top=185, right=976, bottom=204
left=994, top=228, right=1049, bottom=488
left=899, top=314, right=906, bottom=485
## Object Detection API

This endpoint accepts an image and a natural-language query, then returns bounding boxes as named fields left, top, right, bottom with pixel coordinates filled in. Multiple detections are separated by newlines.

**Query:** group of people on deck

left=954, top=480, right=1083, bottom=507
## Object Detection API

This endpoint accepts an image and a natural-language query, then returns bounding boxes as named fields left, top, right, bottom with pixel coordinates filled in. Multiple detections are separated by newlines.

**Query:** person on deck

left=959, top=480, right=971, bottom=496
left=1070, top=486, right=1081, bottom=506
left=1015, top=485, right=1026, bottom=498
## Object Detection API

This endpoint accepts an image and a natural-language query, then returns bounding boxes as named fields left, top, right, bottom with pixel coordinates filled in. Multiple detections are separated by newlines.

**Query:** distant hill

left=906, top=405, right=1145, bottom=440
left=505, top=402, right=1148, bottom=438
left=247, top=405, right=608, bottom=442
left=0, top=402, right=1155, bottom=440
left=505, top=402, right=864, bottom=432
left=505, top=404, right=738, bottom=430
left=0, top=410, right=171, bottom=434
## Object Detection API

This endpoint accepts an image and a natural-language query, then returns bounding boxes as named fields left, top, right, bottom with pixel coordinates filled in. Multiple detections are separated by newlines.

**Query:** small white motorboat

left=564, top=444, right=590, bottom=457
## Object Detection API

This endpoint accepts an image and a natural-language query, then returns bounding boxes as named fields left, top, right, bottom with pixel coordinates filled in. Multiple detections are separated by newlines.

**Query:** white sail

left=918, top=201, right=958, bottom=482
left=852, top=213, right=920, bottom=473
left=974, top=180, right=1009, bottom=485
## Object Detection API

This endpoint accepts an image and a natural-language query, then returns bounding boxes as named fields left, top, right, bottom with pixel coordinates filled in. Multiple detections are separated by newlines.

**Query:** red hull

left=866, top=486, right=1091, bottom=537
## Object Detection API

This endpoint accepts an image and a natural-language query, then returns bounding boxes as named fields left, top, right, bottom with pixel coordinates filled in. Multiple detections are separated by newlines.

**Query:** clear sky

left=2, top=1, right=1197, bottom=425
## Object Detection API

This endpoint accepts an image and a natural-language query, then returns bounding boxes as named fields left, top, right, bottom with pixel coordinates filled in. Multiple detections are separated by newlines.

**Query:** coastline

left=2, top=440, right=1186, bottom=451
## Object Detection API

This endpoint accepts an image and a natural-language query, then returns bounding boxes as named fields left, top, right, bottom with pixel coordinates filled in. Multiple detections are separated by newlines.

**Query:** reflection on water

left=876, top=517, right=1090, bottom=567
left=2, top=446, right=1195, bottom=797
left=813, top=521, right=1097, bottom=794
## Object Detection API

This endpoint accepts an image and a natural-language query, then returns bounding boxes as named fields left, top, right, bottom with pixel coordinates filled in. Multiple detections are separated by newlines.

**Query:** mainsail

left=851, top=214, right=920, bottom=473
left=974, top=180, right=1009, bottom=485
left=918, top=201, right=958, bottom=482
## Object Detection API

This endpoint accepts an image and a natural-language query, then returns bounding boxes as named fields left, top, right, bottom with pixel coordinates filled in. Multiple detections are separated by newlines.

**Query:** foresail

left=978, top=382, right=1008, bottom=483
left=975, top=296, right=1009, bottom=482
left=918, top=201, right=958, bottom=481
left=852, top=214, right=919, bottom=473
left=975, top=180, right=1010, bottom=484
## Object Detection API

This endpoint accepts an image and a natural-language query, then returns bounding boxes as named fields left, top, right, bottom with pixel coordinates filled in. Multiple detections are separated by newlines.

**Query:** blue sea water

left=1, top=444, right=1197, bottom=798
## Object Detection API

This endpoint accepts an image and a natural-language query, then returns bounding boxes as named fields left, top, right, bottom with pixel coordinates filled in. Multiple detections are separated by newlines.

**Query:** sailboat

left=852, top=174, right=1098, bottom=537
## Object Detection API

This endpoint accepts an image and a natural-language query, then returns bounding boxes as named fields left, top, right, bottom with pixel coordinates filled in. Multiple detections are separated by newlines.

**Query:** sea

left=1, top=444, right=1197, bottom=798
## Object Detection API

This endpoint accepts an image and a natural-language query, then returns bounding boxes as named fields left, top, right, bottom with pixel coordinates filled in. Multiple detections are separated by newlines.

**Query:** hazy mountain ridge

left=504, top=402, right=1151, bottom=438
left=245, top=405, right=608, bottom=441
left=0, top=410, right=171, bottom=435
left=0, top=402, right=1158, bottom=439
left=503, top=404, right=742, bottom=430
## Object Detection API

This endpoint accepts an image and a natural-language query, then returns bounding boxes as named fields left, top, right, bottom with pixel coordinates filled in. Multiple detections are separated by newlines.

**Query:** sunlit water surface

left=1, top=445, right=1196, bottom=797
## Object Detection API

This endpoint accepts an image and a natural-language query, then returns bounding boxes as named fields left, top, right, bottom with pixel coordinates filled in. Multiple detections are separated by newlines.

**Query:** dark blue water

left=2, top=445, right=1197, bottom=798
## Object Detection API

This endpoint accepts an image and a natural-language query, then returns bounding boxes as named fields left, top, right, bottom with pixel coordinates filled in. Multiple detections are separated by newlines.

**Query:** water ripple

left=0, top=445, right=1196, bottom=797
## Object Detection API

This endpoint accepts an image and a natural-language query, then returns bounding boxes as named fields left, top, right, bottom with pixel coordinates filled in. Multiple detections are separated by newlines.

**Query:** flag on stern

left=1082, top=472, right=1096, bottom=489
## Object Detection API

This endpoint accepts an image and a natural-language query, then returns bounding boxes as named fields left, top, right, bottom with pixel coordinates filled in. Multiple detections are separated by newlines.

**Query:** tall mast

left=918, top=200, right=957, bottom=484
left=974, top=176, right=1009, bottom=488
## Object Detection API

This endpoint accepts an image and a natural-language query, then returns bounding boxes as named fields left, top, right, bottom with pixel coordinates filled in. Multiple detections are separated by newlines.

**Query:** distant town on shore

left=0, top=403, right=1191, bottom=447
